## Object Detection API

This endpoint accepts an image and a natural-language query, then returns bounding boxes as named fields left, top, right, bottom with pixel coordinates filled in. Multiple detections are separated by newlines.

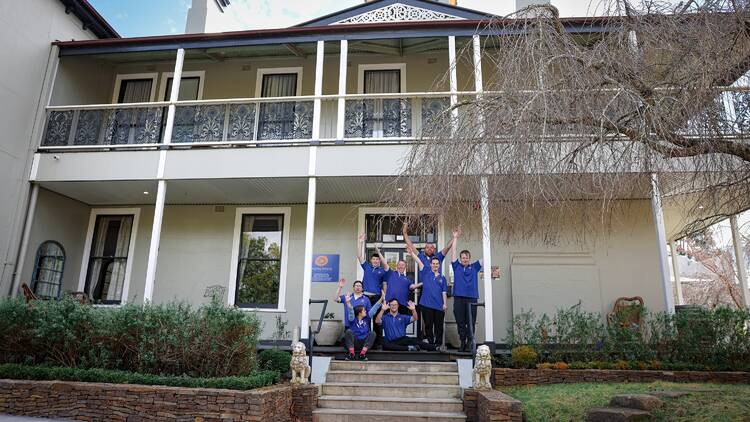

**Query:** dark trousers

left=453, top=296, right=478, bottom=343
left=366, top=294, right=383, bottom=345
left=344, top=330, right=376, bottom=352
left=421, top=305, right=445, bottom=346
left=382, top=336, right=438, bottom=351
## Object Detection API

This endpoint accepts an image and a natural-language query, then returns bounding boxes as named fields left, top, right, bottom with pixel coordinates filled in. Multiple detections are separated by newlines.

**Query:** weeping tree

left=387, top=0, right=750, bottom=243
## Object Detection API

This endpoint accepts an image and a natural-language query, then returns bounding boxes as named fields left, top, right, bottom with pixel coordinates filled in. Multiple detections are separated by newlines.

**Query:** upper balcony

left=39, top=37, right=490, bottom=150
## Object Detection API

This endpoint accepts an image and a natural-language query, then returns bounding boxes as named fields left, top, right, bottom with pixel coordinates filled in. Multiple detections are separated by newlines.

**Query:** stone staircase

left=313, top=360, right=466, bottom=422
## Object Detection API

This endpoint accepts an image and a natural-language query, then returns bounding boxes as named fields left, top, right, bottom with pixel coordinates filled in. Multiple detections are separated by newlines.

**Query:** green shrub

left=511, top=346, right=539, bottom=369
left=0, top=363, right=278, bottom=390
left=258, top=349, right=291, bottom=374
left=0, top=297, right=261, bottom=378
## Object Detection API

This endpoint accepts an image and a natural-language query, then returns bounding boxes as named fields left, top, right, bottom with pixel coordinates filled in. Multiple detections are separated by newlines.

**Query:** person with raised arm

left=450, top=228, right=484, bottom=352
left=410, top=248, right=448, bottom=350
left=375, top=299, right=437, bottom=351
left=383, top=258, right=418, bottom=315
left=403, top=224, right=456, bottom=340
left=333, top=278, right=371, bottom=334
left=343, top=292, right=383, bottom=360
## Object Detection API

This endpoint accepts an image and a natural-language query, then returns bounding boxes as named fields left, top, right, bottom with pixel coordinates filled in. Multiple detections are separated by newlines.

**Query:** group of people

left=332, top=225, right=494, bottom=361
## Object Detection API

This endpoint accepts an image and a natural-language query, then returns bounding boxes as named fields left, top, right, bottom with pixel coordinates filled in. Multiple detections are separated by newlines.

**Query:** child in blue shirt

left=343, top=293, right=382, bottom=361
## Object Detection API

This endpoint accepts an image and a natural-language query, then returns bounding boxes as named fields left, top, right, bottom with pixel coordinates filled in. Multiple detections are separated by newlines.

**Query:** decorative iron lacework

left=42, top=111, right=74, bottom=146
left=344, top=99, right=412, bottom=138
left=172, top=105, right=225, bottom=143
left=332, top=3, right=464, bottom=25
left=227, top=103, right=256, bottom=141
left=421, top=97, right=450, bottom=134
left=258, top=101, right=313, bottom=140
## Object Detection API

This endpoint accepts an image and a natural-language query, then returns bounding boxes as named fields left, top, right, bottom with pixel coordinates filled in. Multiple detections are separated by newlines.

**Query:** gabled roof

left=295, top=0, right=495, bottom=27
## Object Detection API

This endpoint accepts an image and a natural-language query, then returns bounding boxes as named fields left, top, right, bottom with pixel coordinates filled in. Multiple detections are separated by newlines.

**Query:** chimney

left=516, top=0, right=551, bottom=11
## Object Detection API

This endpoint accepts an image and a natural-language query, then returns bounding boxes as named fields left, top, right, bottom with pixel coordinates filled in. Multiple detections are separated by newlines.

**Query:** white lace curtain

left=118, top=79, right=152, bottom=103
left=364, top=70, right=400, bottom=136
left=261, top=74, right=297, bottom=97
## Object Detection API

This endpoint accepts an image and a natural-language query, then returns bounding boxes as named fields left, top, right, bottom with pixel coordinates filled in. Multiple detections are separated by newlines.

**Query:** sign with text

left=312, top=254, right=340, bottom=282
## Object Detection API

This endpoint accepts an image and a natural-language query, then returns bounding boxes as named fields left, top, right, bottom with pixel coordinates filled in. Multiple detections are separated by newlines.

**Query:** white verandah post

left=300, top=40, right=325, bottom=341
left=669, top=240, right=685, bottom=306
left=143, top=48, right=184, bottom=303
left=650, top=174, right=675, bottom=313
left=10, top=184, right=39, bottom=297
left=730, top=215, right=750, bottom=309
left=473, top=34, right=494, bottom=345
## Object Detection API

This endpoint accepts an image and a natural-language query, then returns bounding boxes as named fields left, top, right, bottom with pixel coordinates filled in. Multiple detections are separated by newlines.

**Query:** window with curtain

left=364, top=69, right=403, bottom=137
left=235, top=214, right=284, bottom=308
left=163, top=77, right=201, bottom=101
left=84, top=215, right=134, bottom=304
left=117, top=79, right=153, bottom=103
left=259, top=73, right=298, bottom=140
left=31, top=241, right=65, bottom=299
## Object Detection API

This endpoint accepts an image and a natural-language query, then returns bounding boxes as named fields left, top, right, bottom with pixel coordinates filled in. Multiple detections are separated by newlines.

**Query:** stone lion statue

left=290, top=341, right=311, bottom=385
left=473, top=345, right=493, bottom=390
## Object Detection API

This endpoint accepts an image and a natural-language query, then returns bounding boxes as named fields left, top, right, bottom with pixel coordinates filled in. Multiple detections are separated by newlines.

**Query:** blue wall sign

left=312, top=254, right=340, bottom=282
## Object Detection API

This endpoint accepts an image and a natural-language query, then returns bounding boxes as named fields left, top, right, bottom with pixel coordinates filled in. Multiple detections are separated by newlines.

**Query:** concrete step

left=329, top=360, right=458, bottom=373
left=317, top=395, right=465, bottom=413
left=312, top=408, right=466, bottom=422
left=325, top=370, right=459, bottom=385
left=321, top=382, right=461, bottom=399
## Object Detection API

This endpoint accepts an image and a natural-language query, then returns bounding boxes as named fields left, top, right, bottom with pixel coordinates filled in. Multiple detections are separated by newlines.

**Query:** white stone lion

left=290, top=341, right=311, bottom=385
left=473, top=345, right=493, bottom=390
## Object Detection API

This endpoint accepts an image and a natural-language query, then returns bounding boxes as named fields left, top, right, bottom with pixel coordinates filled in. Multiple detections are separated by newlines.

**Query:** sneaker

left=407, top=345, right=418, bottom=351
left=359, top=354, right=369, bottom=361
left=345, top=353, right=356, bottom=361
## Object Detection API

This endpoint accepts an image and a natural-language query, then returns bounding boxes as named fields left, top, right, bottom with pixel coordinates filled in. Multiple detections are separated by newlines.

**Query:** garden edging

left=0, top=378, right=318, bottom=422
left=493, top=368, right=750, bottom=386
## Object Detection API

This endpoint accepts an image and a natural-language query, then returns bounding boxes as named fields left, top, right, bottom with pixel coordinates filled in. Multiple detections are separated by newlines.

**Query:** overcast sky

left=89, top=0, right=611, bottom=37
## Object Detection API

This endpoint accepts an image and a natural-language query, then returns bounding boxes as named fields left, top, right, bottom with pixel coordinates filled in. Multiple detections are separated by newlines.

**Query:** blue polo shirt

left=419, top=271, right=447, bottom=311
left=348, top=314, right=371, bottom=340
left=384, top=269, right=412, bottom=306
left=451, top=260, right=481, bottom=299
left=380, top=312, right=413, bottom=341
left=360, top=261, right=386, bottom=295
left=417, top=251, right=445, bottom=276
left=339, top=294, right=371, bottom=328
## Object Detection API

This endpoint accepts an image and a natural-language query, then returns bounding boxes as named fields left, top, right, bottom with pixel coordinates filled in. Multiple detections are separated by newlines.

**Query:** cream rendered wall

left=49, top=56, right=116, bottom=106
left=136, top=200, right=664, bottom=341
left=0, top=0, right=99, bottom=295
left=20, top=188, right=90, bottom=294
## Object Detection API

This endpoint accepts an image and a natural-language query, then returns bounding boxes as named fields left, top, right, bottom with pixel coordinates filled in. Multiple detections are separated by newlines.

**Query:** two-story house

left=7, top=0, right=749, bottom=347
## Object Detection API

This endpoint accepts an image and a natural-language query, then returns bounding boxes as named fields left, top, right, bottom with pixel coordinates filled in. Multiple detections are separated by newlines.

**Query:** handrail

left=308, top=299, right=328, bottom=370
left=468, top=301, right=485, bottom=363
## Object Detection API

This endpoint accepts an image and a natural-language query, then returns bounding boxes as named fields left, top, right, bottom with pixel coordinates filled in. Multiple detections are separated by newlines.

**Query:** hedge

left=0, top=363, right=279, bottom=391
left=0, top=297, right=262, bottom=378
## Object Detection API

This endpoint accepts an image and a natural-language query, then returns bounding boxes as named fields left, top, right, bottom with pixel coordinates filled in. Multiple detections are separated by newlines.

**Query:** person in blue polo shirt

left=356, top=234, right=387, bottom=345
left=411, top=253, right=448, bottom=349
left=343, top=293, right=383, bottom=361
left=375, top=299, right=437, bottom=351
left=451, top=228, right=482, bottom=352
left=403, top=224, right=457, bottom=341
left=333, top=278, right=371, bottom=332
left=382, top=259, right=419, bottom=315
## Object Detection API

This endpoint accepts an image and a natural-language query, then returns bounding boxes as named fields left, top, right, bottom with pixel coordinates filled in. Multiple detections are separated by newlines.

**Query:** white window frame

left=254, top=67, right=303, bottom=98
left=357, top=63, right=407, bottom=94
left=77, top=208, right=141, bottom=306
left=157, top=70, right=206, bottom=101
left=228, top=206, right=291, bottom=312
left=111, top=73, right=159, bottom=103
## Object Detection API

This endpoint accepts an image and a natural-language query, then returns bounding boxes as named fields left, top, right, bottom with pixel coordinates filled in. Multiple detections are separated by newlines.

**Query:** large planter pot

left=311, top=319, right=343, bottom=346
left=444, top=320, right=461, bottom=349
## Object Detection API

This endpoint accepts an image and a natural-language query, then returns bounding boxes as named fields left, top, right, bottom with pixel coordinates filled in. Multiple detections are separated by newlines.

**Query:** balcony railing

left=38, top=93, right=462, bottom=149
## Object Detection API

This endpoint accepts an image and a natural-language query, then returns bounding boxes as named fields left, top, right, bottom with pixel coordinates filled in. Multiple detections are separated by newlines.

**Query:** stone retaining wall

left=0, top=379, right=318, bottom=422
left=493, top=368, right=750, bottom=386
left=464, top=389, right=523, bottom=422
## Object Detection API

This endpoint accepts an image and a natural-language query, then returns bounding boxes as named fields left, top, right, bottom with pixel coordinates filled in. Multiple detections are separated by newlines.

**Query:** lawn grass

left=501, top=381, right=750, bottom=422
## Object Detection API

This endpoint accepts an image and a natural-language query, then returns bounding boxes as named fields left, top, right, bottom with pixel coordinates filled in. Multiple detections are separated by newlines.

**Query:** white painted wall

left=0, top=0, right=98, bottom=296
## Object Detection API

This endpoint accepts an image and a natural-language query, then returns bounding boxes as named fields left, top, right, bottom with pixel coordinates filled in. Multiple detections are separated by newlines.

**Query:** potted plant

left=311, top=312, right=342, bottom=346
